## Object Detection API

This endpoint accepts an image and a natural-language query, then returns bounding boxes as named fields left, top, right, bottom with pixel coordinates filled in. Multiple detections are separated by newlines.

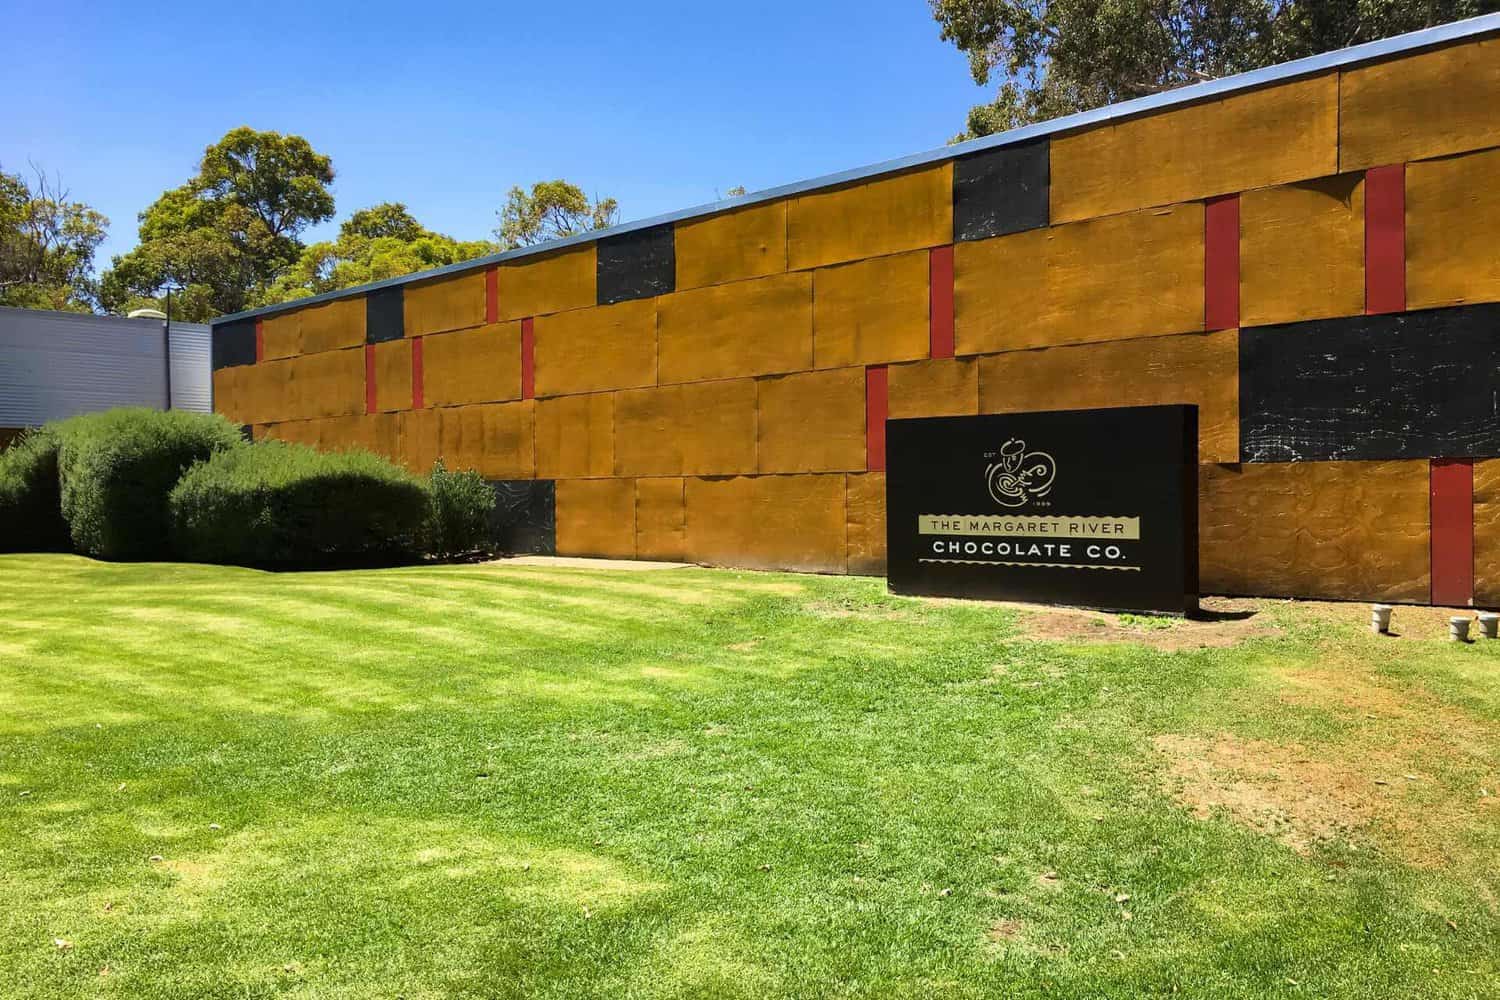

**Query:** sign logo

left=985, top=438, right=1056, bottom=508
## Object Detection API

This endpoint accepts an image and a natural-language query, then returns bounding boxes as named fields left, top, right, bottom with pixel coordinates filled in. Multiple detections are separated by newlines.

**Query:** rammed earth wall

left=211, top=19, right=1500, bottom=604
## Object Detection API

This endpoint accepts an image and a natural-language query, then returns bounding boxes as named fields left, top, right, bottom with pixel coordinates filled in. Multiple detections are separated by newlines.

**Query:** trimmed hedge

left=169, top=441, right=432, bottom=567
left=0, top=427, right=69, bottom=553
left=425, top=460, right=496, bottom=559
left=4, top=407, right=496, bottom=568
left=56, top=409, right=245, bottom=560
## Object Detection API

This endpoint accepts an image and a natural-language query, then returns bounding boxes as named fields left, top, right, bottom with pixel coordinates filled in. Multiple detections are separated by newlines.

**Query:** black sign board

left=886, top=405, right=1198, bottom=615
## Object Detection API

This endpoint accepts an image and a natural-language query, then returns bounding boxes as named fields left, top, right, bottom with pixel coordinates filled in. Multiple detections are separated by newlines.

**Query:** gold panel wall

left=1239, top=175, right=1365, bottom=326
left=675, top=201, right=788, bottom=289
left=1199, top=461, right=1430, bottom=602
left=657, top=273, right=813, bottom=383
left=684, top=474, right=846, bottom=573
left=1407, top=147, right=1500, bottom=311
left=405, top=271, right=486, bottom=337
left=1339, top=37, right=1500, bottom=170
left=976, top=331, right=1240, bottom=464
left=955, top=204, right=1205, bottom=354
left=421, top=323, right=523, bottom=407
left=636, top=477, right=687, bottom=561
left=756, top=368, right=865, bottom=474
left=1050, top=74, right=1338, bottom=221
left=498, top=246, right=595, bottom=320
left=787, top=164, right=952, bottom=270
left=534, top=299, right=656, bottom=396
left=812, top=250, right=930, bottom=369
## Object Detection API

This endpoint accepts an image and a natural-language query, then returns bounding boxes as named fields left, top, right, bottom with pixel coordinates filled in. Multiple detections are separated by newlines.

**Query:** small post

left=1449, top=616, right=1471, bottom=643
left=1478, top=612, right=1499, bottom=640
left=163, top=286, right=174, bottom=411
left=1370, top=604, right=1393, bottom=634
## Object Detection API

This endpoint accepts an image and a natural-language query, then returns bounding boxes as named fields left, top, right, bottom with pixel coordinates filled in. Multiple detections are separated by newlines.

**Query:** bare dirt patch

left=1154, top=733, right=1378, bottom=853
left=954, top=593, right=1495, bottom=649
left=986, top=918, right=1025, bottom=943
left=805, top=600, right=918, bottom=623
left=1274, top=663, right=1480, bottom=732
left=1012, top=596, right=1278, bottom=650
left=1241, top=596, right=1500, bottom=646
left=1155, top=655, right=1500, bottom=867
left=1276, top=598, right=1492, bottom=641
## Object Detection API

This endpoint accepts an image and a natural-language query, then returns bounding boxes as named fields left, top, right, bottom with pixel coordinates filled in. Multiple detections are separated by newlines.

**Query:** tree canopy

left=0, top=165, right=108, bottom=313
left=91, top=127, right=616, bottom=317
left=100, top=127, right=337, bottom=321
left=494, top=180, right=619, bottom=250
left=932, top=0, right=1500, bottom=139
left=263, top=202, right=496, bottom=304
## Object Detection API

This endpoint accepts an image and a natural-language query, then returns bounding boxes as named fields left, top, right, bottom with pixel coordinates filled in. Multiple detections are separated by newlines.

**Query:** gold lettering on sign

left=917, top=514, right=1141, bottom=540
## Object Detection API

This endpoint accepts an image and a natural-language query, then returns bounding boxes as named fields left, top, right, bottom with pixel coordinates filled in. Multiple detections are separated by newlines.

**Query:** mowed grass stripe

left=1, top=555, right=1498, bottom=998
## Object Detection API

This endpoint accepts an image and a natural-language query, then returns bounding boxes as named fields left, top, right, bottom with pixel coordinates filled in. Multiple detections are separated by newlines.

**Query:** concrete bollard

left=1478, top=612, right=1500, bottom=640
left=1450, top=616, right=1471, bottom=642
left=1370, top=604, right=1394, bottom=634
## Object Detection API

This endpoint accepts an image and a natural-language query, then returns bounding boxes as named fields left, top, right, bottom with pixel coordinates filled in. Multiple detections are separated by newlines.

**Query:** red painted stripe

left=929, top=245, right=955, bottom=359
left=1430, top=459, right=1474, bottom=607
left=1204, top=194, right=1239, bottom=331
left=254, top=319, right=265, bottom=363
left=520, top=317, right=536, bottom=400
left=485, top=266, right=499, bottom=325
left=1365, top=164, right=1406, bottom=315
left=411, top=337, right=425, bottom=409
left=364, top=344, right=377, bottom=414
left=865, top=365, right=888, bottom=472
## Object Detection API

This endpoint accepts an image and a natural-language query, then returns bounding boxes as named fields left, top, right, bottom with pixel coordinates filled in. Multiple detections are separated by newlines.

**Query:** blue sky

left=0, top=0, right=992, bottom=266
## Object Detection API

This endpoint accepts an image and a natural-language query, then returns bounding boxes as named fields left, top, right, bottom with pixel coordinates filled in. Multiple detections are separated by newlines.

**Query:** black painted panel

left=366, top=287, right=404, bottom=343
left=212, top=319, right=257, bottom=370
left=953, top=139, right=1049, bottom=242
left=487, top=480, right=556, bottom=555
left=1240, top=303, right=1500, bottom=462
left=597, top=224, right=675, bottom=305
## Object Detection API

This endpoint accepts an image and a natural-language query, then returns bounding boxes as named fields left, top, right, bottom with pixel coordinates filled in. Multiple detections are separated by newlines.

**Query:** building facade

left=1, top=307, right=212, bottom=445
left=212, top=18, right=1500, bottom=605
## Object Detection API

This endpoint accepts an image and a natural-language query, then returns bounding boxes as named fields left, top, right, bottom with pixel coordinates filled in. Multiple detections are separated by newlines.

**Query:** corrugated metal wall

left=0, top=307, right=212, bottom=428
left=167, top=322, right=211, bottom=413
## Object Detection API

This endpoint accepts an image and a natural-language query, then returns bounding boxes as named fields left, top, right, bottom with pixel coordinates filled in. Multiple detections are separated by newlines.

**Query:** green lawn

left=1, top=554, right=1497, bottom=998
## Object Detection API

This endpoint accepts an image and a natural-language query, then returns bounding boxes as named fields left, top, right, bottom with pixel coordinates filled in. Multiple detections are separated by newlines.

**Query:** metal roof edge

left=212, top=12, right=1500, bottom=328
left=1, top=304, right=214, bottom=332
left=0, top=304, right=159, bottom=328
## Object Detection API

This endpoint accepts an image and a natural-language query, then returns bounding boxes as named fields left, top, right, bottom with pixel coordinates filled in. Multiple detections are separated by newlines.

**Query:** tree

left=932, top=1, right=1500, bottom=139
left=494, top=180, right=618, bottom=249
left=0, top=164, right=108, bottom=312
left=100, top=127, right=336, bottom=320
left=263, top=202, right=497, bottom=304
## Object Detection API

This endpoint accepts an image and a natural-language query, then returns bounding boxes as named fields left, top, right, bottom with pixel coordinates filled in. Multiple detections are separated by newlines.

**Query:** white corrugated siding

left=0, top=307, right=212, bottom=428
left=168, top=324, right=211, bottom=413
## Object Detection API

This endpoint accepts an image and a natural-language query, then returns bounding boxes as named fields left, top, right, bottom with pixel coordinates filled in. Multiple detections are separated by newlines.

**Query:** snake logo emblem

left=985, top=439, right=1057, bottom=508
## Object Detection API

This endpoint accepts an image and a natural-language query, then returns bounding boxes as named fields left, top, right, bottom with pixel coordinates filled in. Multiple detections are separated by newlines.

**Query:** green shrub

left=169, top=441, right=432, bottom=567
left=0, top=427, right=69, bottom=553
left=56, top=408, right=245, bottom=560
left=425, top=460, right=496, bottom=559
